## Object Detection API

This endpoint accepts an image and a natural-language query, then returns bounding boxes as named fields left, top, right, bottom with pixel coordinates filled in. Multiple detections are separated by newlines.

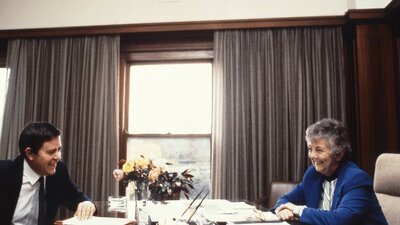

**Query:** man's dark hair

left=19, top=122, right=61, bottom=155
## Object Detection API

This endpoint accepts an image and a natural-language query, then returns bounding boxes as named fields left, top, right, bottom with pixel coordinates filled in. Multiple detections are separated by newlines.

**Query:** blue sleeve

left=300, top=173, right=375, bottom=225
left=272, top=182, right=306, bottom=211
left=271, top=167, right=312, bottom=212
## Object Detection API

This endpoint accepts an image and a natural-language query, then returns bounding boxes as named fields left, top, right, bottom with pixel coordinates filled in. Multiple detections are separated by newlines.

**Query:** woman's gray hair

left=305, top=118, right=352, bottom=160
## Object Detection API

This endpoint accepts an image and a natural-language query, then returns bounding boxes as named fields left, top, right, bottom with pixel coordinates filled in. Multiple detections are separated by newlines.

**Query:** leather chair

left=257, top=181, right=298, bottom=210
left=374, top=153, right=400, bottom=225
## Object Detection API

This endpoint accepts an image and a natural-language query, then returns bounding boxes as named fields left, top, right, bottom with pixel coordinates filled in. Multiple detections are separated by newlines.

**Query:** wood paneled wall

left=388, top=1, right=400, bottom=160
left=345, top=6, right=400, bottom=176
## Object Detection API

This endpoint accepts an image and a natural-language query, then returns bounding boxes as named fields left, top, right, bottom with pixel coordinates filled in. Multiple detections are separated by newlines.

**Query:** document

left=62, top=216, right=134, bottom=225
left=227, top=222, right=289, bottom=225
left=226, top=212, right=286, bottom=224
left=204, top=206, right=281, bottom=223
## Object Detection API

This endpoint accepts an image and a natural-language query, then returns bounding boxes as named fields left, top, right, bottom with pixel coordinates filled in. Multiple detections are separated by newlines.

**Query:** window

left=126, top=62, right=212, bottom=198
left=0, top=68, right=9, bottom=137
left=128, top=63, right=212, bottom=134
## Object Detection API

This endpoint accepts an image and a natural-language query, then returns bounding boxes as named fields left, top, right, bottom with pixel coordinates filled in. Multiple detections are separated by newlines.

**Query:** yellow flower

left=122, top=160, right=135, bottom=173
left=135, top=158, right=151, bottom=170
left=148, top=167, right=161, bottom=182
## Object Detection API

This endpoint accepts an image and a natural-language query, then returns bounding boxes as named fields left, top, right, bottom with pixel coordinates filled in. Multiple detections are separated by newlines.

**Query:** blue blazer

left=274, top=162, right=387, bottom=225
left=0, top=155, right=90, bottom=225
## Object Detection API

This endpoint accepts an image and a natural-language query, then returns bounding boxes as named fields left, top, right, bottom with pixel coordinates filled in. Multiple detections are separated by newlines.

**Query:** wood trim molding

left=121, top=34, right=214, bottom=53
left=345, top=8, right=387, bottom=21
left=126, top=134, right=211, bottom=138
left=0, top=16, right=345, bottom=38
left=123, top=50, right=214, bottom=62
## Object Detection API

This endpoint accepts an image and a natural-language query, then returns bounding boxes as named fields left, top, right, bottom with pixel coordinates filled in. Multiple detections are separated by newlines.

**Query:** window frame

left=119, top=31, right=214, bottom=194
left=0, top=39, right=7, bottom=67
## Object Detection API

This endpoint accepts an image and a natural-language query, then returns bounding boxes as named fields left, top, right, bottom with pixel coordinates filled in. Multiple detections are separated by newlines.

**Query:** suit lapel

left=308, top=174, right=323, bottom=208
left=10, top=155, right=24, bottom=216
left=331, top=162, right=348, bottom=209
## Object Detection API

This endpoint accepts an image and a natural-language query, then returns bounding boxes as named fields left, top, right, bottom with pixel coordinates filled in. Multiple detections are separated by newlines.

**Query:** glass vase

left=135, top=181, right=150, bottom=224
left=125, top=181, right=136, bottom=220
left=136, top=181, right=149, bottom=200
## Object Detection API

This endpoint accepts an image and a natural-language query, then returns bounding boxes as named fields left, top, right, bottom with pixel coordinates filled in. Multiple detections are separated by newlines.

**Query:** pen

left=180, top=186, right=206, bottom=218
left=187, top=190, right=209, bottom=223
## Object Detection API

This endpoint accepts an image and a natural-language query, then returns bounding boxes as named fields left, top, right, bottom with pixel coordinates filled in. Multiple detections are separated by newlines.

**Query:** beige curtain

left=0, top=35, right=120, bottom=202
left=212, top=27, right=349, bottom=201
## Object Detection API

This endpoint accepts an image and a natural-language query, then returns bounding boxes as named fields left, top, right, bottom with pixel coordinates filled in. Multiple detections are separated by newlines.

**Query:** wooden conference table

left=56, top=199, right=301, bottom=225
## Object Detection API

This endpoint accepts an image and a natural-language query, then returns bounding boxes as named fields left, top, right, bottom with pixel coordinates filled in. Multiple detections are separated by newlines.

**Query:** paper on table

left=204, top=209, right=280, bottom=223
left=62, top=216, right=133, bottom=225
left=227, top=222, right=289, bottom=225
left=225, top=202, right=255, bottom=210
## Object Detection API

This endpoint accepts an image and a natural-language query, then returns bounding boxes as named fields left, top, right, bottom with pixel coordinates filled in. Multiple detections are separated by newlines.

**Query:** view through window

left=0, top=68, right=9, bottom=137
left=127, top=62, right=212, bottom=199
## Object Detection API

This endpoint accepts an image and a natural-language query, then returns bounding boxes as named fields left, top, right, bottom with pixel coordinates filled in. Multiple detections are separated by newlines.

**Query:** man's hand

left=113, top=169, right=124, bottom=181
left=275, top=203, right=300, bottom=221
left=75, top=201, right=96, bottom=220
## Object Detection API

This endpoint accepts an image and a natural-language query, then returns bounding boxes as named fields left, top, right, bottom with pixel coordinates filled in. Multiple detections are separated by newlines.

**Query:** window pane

left=126, top=137, right=211, bottom=198
left=0, top=68, right=9, bottom=137
left=129, top=63, right=212, bottom=134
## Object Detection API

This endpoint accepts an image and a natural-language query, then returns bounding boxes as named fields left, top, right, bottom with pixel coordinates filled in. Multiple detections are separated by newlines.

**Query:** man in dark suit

left=0, top=122, right=96, bottom=225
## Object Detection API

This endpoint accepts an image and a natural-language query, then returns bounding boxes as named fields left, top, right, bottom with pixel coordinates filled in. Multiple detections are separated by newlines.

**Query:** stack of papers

left=140, top=200, right=284, bottom=225
left=202, top=202, right=281, bottom=223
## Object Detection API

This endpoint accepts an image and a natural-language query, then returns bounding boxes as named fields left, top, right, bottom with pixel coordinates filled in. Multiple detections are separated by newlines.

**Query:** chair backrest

left=374, top=153, right=400, bottom=225
left=266, top=181, right=298, bottom=209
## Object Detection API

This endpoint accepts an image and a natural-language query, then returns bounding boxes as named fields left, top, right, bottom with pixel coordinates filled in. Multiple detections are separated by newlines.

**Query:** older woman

left=273, top=118, right=387, bottom=225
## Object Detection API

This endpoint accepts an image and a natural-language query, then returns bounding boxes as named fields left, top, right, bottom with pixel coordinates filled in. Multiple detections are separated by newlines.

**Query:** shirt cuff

left=293, top=205, right=307, bottom=217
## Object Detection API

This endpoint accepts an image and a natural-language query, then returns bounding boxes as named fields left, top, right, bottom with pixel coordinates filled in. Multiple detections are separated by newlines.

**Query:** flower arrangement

left=113, top=155, right=194, bottom=200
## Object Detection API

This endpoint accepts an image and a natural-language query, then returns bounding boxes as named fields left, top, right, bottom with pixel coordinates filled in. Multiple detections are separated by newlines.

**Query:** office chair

left=374, top=153, right=400, bottom=225
left=256, top=181, right=298, bottom=210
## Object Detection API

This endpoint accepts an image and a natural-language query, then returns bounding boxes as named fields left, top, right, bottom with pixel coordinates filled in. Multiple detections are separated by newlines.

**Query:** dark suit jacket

left=274, top=162, right=387, bottom=225
left=0, top=155, right=90, bottom=225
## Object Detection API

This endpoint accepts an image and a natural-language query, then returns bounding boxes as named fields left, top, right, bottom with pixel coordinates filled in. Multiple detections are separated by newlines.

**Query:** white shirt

left=319, top=178, right=337, bottom=210
left=12, top=159, right=45, bottom=225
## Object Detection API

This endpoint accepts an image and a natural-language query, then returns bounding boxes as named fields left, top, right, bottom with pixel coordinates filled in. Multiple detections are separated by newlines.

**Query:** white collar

left=23, top=159, right=43, bottom=185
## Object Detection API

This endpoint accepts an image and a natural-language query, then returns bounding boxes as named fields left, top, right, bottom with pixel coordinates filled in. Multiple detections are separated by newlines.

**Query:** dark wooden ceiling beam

left=0, top=16, right=345, bottom=38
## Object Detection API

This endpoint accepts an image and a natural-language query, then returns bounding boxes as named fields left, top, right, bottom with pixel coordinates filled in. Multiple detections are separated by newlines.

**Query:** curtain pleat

left=0, top=36, right=120, bottom=204
left=212, top=27, right=348, bottom=201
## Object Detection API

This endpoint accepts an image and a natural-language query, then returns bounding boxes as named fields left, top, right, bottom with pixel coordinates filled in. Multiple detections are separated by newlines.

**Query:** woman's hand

left=275, top=203, right=300, bottom=221
left=276, top=202, right=295, bottom=212
left=276, top=208, right=297, bottom=221
left=112, top=169, right=124, bottom=181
